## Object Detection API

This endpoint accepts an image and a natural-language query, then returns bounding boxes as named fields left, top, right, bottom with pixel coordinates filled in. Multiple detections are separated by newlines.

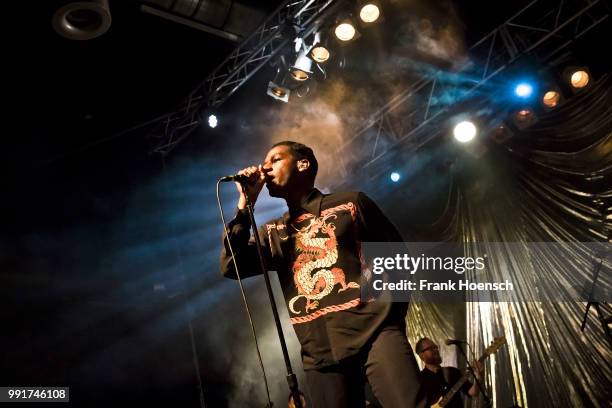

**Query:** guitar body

left=428, top=336, right=506, bottom=408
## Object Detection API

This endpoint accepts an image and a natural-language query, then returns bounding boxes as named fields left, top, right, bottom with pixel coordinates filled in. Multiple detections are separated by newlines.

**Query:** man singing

left=221, top=141, right=425, bottom=408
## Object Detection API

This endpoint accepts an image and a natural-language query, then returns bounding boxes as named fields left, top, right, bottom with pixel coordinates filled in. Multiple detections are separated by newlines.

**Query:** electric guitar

left=431, top=336, right=506, bottom=408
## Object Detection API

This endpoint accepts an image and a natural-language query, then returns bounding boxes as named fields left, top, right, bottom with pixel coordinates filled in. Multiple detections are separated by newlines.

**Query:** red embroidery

left=290, top=298, right=361, bottom=324
left=289, top=203, right=360, bottom=315
left=265, top=201, right=362, bottom=321
left=293, top=213, right=314, bottom=224
left=321, top=202, right=357, bottom=220
left=266, top=223, right=286, bottom=232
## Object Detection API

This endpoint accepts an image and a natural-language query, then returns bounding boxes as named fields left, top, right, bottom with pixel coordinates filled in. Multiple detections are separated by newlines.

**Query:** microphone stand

left=241, top=181, right=304, bottom=408
left=454, top=342, right=491, bottom=408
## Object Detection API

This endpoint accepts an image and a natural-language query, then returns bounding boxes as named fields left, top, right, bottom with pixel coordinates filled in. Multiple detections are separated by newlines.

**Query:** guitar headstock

left=484, top=336, right=506, bottom=356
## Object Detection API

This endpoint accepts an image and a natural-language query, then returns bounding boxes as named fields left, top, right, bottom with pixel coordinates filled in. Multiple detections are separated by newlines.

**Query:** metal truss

left=335, top=0, right=610, bottom=179
left=150, top=0, right=345, bottom=156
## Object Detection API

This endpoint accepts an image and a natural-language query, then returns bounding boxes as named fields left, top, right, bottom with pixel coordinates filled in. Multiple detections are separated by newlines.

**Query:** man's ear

left=297, top=159, right=310, bottom=172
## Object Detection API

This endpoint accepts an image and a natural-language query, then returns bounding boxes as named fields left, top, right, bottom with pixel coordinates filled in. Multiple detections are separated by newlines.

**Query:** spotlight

left=359, top=2, right=381, bottom=23
left=290, top=52, right=312, bottom=81
left=208, top=114, right=218, bottom=128
left=267, top=81, right=290, bottom=103
left=542, top=90, right=561, bottom=108
left=310, top=45, right=330, bottom=63
left=491, top=124, right=513, bottom=144
left=335, top=21, right=356, bottom=41
left=514, top=82, right=534, bottom=98
left=333, top=13, right=360, bottom=44
left=310, top=31, right=330, bottom=63
left=563, top=66, right=592, bottom=92
left=453, top=120, right=477, bottom=143
left=390, top=172, right=400, bottom=182
left=333, top=12, right=360, bottom=43
left=289, top=39, right=313, bottom=81
left=570, top=70, right=590, bottom=89
left=512, top=109, right=538, bottom=129
left=515, top=109, right=534, bottom=121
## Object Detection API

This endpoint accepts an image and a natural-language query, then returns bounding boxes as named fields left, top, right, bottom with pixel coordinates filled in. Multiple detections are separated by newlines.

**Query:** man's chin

left=266, top=184, right=282, bottom=197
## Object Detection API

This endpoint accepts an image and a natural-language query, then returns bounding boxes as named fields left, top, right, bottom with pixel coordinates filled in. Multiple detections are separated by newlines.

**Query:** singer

left=415, top=337, right=482, bottom=408
left=220, top=141, right=425, bottom=408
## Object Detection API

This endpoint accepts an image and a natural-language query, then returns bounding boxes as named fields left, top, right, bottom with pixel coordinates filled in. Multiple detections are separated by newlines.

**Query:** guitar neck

left=436, top=336, right=506, bottom=407
left=438, top=374, right=469, bottom=407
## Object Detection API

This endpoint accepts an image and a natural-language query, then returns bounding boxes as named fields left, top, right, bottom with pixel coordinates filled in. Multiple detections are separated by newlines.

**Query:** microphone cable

left=215, top=178, right=272, bottom=407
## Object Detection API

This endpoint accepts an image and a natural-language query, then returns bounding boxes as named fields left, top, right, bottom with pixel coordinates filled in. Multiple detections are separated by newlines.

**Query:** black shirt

left=220, top=189, right=407, bottom=370
left=420, top=366, right=472, bottom=408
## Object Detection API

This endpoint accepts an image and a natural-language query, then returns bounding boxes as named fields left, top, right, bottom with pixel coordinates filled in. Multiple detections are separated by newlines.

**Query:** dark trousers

left=305, top=327, right=427, bottom=408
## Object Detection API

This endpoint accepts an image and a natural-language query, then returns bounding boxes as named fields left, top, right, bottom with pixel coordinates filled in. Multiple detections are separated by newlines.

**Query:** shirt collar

left=284, top=188, right=324, bottom=222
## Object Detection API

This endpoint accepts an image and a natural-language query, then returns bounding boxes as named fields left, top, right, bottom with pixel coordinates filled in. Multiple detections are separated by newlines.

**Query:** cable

left=216, top=179, right=273, bottom=407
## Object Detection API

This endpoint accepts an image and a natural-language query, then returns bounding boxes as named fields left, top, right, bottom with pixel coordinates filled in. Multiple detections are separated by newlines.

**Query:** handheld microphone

left=445, top=339, right=468, bottom=346
left=219, top=174, right=249, bottom=183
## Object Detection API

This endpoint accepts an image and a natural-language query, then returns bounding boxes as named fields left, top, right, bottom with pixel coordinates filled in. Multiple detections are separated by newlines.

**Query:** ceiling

left=12, top=0, right=284, bottom=172
left=7, top=0, right=609, bottom=237
left=13, top=0, right=555, bottom=174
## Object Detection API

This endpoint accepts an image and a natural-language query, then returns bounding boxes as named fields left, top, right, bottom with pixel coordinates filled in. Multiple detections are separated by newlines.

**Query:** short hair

left=272, top=140, right=318, bottom=182
left=415, top=337, right=430, bottom=354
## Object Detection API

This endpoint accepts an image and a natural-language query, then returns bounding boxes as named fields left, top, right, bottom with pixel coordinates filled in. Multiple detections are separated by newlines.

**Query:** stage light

left=491, top=124, right=513, bottom=144
left=311, top=45, right=330, bottom=63
left=453, top=121, right=477, bottom=143
left=267, top=81, right=290, bottom=103
left=570, top=70, right=590, bottom=89
left=512, top=108, right=538, bottom=129
left=515, top=109, right=534, bottom=121
left=542, top=90, right=561, bottom=108
left=563, top=66, right=592, bottom=93
left=208, top=114, right=218, bottom=128
left=359, top=3, right=380, bottom=23
left=309, top=31, right=330, bottom=63
left=390, top=172, right=400, bottom=182
left=514, top=82, right=534, bottom=98
left=290, top=52, right=312, bottom=81
left=335, top=21, right=356, bottom=41
left=289, top=39, right=313, bottom=82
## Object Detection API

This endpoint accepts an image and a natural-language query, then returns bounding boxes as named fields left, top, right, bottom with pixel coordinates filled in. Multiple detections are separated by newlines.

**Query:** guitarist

left=415, top=337, right=483, bottom=408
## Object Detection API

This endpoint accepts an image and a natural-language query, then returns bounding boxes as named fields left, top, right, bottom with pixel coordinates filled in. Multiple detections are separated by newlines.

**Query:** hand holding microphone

left=232, top=165, right=266, bottom=209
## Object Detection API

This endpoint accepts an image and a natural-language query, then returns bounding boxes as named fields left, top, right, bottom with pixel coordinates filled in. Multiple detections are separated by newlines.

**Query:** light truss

left=334, top=0, right=610, bottom=179
left=150, top=0, right=345, bottom=156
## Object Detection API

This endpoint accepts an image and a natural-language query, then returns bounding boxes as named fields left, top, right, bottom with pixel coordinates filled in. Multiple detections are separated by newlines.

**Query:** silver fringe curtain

left=407, top=74, right=612, bottom=407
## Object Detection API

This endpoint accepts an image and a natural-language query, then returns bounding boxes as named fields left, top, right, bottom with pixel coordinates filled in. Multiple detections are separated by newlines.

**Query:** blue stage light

left=390, top=172, right=400, bottom=182
left=514, top=82, right=534, bottom=98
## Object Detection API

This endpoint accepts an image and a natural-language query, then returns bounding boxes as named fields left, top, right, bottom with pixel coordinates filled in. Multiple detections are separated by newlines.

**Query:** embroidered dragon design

left=288, top=211, right=360, bottom=314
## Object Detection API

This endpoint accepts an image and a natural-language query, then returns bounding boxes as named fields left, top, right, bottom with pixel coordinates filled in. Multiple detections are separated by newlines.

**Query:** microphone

left=445, top=339, right=468, bottom=346
left=219, top=174, right=250, bottom=183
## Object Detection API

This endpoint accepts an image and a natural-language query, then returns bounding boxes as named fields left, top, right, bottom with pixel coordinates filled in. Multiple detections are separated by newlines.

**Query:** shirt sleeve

left=219, top=208, right=273, bottom=280
left=356, top=192, right=404, bottom=242
left=461, top=374, right=474, bottom=397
